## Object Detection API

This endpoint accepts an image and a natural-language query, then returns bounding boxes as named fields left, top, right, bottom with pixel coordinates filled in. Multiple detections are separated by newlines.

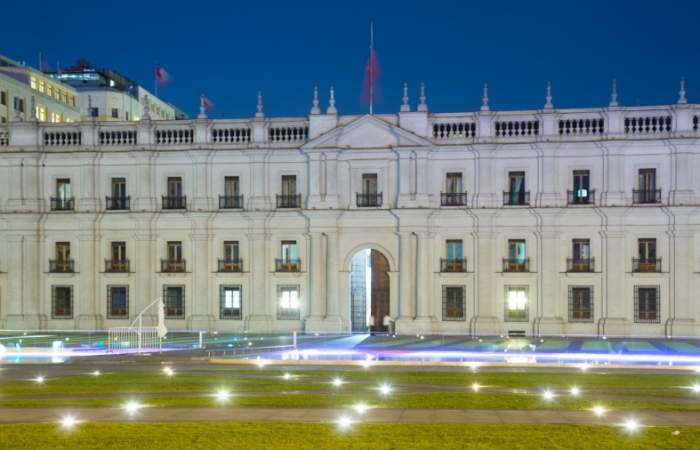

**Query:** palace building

left=0, top=81, right=699, bottom=338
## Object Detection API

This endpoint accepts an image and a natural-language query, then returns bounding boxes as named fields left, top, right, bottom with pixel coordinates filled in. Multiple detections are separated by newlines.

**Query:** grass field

left=1, top=422, right=698, bottom=450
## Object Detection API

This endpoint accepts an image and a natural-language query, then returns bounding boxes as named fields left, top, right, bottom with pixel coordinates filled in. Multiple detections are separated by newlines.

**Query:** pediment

left=302, top=115, right=432, bottom=150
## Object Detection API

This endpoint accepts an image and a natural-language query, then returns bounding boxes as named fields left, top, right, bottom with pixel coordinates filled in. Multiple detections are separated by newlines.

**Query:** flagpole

left=369, top=21, right=374, bottom=115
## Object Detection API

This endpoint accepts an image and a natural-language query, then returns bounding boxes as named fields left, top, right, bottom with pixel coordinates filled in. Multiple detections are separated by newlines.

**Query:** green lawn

left=0, top=422, right=697, bottom=450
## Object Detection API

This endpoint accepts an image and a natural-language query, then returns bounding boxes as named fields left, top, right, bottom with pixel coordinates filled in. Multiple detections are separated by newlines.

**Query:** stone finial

left=326, top=85, right=337, bottom=115
left=198, top=94, right=207, bottom=119
left=310, top=85, right=320, bottom=115
left=417, top=81, right=427, bottom=112
left=255, top=91, right=264, bottom=118
left=544, top=81, right=553, bottom=110
left=481, top=83, right=490, bottom=111
left=609, top=79, right=619, bottom=108
left=400, top=82, right=410, bottom=112
left=142, top=95, right=151, bottom=120
left=678, top=77, right=687, bottom=105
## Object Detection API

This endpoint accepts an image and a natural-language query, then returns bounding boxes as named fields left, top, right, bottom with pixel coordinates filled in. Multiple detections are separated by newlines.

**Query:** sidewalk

left=1, top=407, right=699, bottom=426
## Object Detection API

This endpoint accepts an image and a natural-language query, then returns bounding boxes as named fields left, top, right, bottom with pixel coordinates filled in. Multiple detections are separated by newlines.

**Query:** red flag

left=155, top=66, right=172, bottom=85
left=202, top=96, right=214, bottom=110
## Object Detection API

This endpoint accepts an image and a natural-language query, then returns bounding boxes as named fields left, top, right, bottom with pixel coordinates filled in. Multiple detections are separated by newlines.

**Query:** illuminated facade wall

left=0, top=91, right=699, bottom=337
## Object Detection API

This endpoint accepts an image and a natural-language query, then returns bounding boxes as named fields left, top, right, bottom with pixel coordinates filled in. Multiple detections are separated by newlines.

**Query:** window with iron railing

left=105, top=241, right=129, bottom=272
left=635, top=285, right=660, bottom=323
left=568, top=170, right=593, bottom=204
left=163, top=177, right=186, bottom=209
left=504, top=171, right=529, bottom=205
left=442, top=285, right=465, bottom=321
left=52, top=285, right=73, bottom=319
left=220, top=285, right=242, bottom=320
left=107, top=285, right=129, bottom=319
left=106, top=177, right=129, bottom=210
left=163, top=285, right=185, bottom=319
left=633, top=239, right=660, bottom=272
left=633, top=169, right=661, bottom=204
left=52, top=178, right=74, bottom=211
left=568, top=286, right=593, bottom=322
left=162, top=241, right=185, bottom=272
left=503, top=239, right=528, bottom=272
left=50, top=242, right=74, bottom=272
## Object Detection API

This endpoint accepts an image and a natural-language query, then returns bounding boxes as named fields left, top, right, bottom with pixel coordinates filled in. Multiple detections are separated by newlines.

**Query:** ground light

left=215, top=388, right=232, bottom=403
left=471, top=382, right=481, bottom=392
left=691, top=383, right=700, bottom=394
left=361, top=360, right=372, bottom=369
left=592, top=405, right=607, bottom=417
left=162, top=367, right=175, bottom=377
left=378, top=383, right=392, bottom=396
left=282, top=372, right=292, bottom=380
left=621, top=418, right=642, bottom=433
left=92, top=370, right=101, bottom=377
left=353, top=402, right=369, bottom=414
left=569, top=386, right=581, bottom=397
left=541, top=389, right=555, bottom=401
left=59, top=415, right=79, bottom=430
left=34, top=375, right=45, bottom=384
left=122, top=400, right=144, bottom=416
left=332, top=377, right=344, bottom=388
left=336, top=416, right=354, bottom=431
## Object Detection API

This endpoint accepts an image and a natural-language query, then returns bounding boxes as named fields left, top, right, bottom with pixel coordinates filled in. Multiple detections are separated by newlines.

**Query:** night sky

left=7, top=0, right=698, bottom=118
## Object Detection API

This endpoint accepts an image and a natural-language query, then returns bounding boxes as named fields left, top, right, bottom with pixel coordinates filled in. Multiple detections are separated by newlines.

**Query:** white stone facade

left=0, top=87, right=699, bottom=337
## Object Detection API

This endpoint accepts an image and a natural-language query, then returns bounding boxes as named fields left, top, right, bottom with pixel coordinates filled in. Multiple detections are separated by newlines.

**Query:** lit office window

left=505, top=286, right=528, bottom=322
left=277, top=285, right=300, bottom=320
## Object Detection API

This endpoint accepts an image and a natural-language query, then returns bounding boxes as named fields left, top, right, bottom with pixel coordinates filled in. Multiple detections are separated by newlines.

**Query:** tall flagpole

left=369, top=21, right=374, bottom=115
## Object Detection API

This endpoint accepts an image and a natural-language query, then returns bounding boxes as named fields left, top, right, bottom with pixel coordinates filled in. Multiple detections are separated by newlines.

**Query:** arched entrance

left=349, top=249, right=390, bottom=333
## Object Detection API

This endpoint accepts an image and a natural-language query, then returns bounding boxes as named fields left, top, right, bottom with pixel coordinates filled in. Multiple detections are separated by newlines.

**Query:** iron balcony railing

left=356, top=192, right=382, bottom=207
left=161, top=259, right=186, bottom=272
left=441, top=192, right=468, bottom=206
left=49, top=259, right=74, bottom=273
left=632, top=258, right=662, bottom=272
left=632, top=189, right=662, bottom=204
left=50, top=197, right=74, bottom=211
left=275, top=258, right=301, bottom=272
left=219, top=195, right=244, bottom=209
left=276, top=194, right=301, bottom=208
left=440, top=258, right=467, bottom=272
left=567, top=189, right=595, bottom=205
left=218, top=258, right=243, bottom=272
left=503, top=191, right=530, bottom=206
left=105, top=196, right=130, bottom=210
left=502, top=258, right=530, bottom=272
left=162, top=195, right=187, bottom=209
left=105, top=259, right=130, bottom=273
left=566, top=257, right=595, bottom=272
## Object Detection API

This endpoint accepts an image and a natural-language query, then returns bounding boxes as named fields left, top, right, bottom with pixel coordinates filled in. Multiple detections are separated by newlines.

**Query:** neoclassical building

left=0, top=82, right=699, bottom=338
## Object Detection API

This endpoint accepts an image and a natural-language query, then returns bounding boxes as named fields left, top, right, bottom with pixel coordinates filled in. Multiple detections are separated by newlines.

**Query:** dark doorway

left=350, top=249, right=391, bottom=333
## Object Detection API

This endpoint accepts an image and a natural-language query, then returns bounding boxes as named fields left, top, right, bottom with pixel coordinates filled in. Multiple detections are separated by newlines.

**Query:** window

left=14, top=97, right=24, bottom=113
left=111, top=108, right=118, bottom=119
left=50, top=111, right=63, bottom=123
left=508, top=239, right=526, bottom=262
left=220, top=285, right=242, bottom=320
left=446, top=173, right=463, bottom=194
left=277, top=285, right=300, bottom=320
left=107, top=285, right=129, bottom=318
left=111, top=177, right=127, bottom=202
left=572, top=170, right=590, bottom=201
left=0, top=91, right=6, bottom=106
left=163, top=285, right=185, bottom=319
left=442, top=285, right=465, bottom=321
left=505, top=286, right=528, bottom=322
left=56, top=178, right=72, bottom=201
left=167, top=177, right=183, bottom=197
left=223, top=241, right=239, bottom=261
left=508, top=171, right=526, bottom=204
left=572, top=239, right=590, bottom=260
left=638, top=238, right=656, bottom=260
left=56, top=242, right=71, bottom=262
left=281, top=241, right=298, bottom=263
left=568, top=286, right=593, bottom=322
left=224, top=176, right=240, bottom=197
left=167, top=241, right=183, bottom=261
left=635, top=286, right=660, bottom=323
left=30, top=77, right=37, bottom=90
left=281, top=175, right=297, bottom=196
left=36, top=106, right=47, bottom=122
left=52, top=286, right=73, bottom=318
left=125, top=111, right=130, bottom=121
left=111, top=241, right=126, bottom=260
left=639, top=168, right=656, bottom=192
left=362, top=174, right=378, bottom=194
left=446, top=240, right=463, bottom=261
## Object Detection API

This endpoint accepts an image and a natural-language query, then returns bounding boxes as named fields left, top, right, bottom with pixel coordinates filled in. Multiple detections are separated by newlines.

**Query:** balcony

left=106, top=196, right=130, bottom=210
left=632, top=258, right=662, bottom=273
left=219, top=195, right=244, bottom=209
left=566, top=258, right=595, bottom=273
left=275, top=258, right=301, bottom=272
left=441, top=192, right=468, bottom=206
left=502, top=258, right=530, bottom=272
left=276, top=194, right=301, bottom=208
left=440, top=258, right=467, bottom=273
left=356, top=192, right=382, bottom=207
left=49, top=259, right=74, bottom=273
left=633, top=189, right=661, bottom=204
left=105, top=259, right=130, bottom=273
left=218, top=258, right=243, bottom=272
left=567, top=190, right=595, bottom=205
left=162, top=196, right=187, bottom=210
left=161, top=259, right=186, bottom=273
left=50, top=197, right=74, bottom=211
left=503, top=191, right=530, bottom=206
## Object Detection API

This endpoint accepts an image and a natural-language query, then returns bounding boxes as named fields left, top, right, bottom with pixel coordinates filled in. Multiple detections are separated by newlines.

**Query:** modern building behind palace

left=0, top=68, right=698, bottom=338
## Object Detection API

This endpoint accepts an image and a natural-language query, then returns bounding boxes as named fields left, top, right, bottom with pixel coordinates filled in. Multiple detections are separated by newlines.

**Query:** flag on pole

left=155, top=66, right=172, bottom=85
left=363, top=21, right=380, bottom=114
left=202, top=95, right=214, bottom=110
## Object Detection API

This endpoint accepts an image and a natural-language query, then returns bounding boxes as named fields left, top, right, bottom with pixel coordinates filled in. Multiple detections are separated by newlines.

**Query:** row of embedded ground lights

left=28, top=362, right=700, bottom=435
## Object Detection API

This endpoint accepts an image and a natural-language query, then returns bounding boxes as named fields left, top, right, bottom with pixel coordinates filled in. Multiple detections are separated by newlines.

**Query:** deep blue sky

left=6, top=0, right=699, bottom=118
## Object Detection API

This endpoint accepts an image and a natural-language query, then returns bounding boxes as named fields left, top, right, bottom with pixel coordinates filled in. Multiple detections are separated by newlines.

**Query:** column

left=189, top=231, right=213, bottom=330
left=473, top=230, right=499, bottom=334
left=307, top=231, right=325, bottom=319
left=245, top=220, right=272, bottom=332
left=413, top=231, right=433, bottom=331
left=395, top=231, right=414, bottom=333
left=133, top=224, right=154, bottom=325
left=76, top=232, right=100, bottom=329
